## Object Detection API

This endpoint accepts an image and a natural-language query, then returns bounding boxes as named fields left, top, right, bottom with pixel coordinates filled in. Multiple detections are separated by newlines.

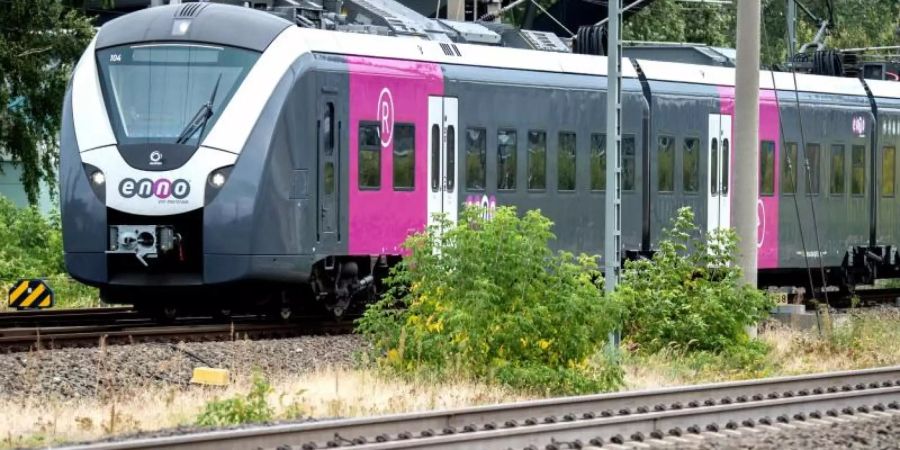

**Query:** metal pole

left=787, top=0, right=796, bottom=55
left=605, top=0, right=622, bottom=348
left=735, top=0, right=760, bottom=336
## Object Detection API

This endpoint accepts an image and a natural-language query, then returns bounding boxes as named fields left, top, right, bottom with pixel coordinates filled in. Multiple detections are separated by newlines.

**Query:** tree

left=0, top=0, right=94, bottom=205
left=623, top=0, right=899, bottom=67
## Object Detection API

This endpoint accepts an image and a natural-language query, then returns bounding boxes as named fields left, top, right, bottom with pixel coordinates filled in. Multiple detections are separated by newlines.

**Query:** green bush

left=195, top=374, right=274, bottom=427
left=614, top=207, right=773, bottom=354
left=357, top=206, right=623, bottom=395
left=0, top=197, right=97, bottom=309
left=0, top=197, right=63, bottom=279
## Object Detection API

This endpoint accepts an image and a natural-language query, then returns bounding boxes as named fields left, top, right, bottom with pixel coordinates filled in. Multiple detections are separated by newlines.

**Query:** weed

left=195, top=374, right=274, bottom=427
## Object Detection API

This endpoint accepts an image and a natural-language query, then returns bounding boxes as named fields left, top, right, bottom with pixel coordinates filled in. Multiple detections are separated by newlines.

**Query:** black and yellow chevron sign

left=8, top=279, right=54, bottom=309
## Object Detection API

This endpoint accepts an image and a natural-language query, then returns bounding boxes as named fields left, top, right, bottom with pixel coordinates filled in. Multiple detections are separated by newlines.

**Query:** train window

left=683, top=138, right=700, bottom=193
left=431, top=124, right=440, bottom=192
left=722, top=138, right=730, bottom=195
left=782, top=142, right=798, bottom=194
left=465, top=128, right=486, bottom=191
left=882, top=146, right=896, bottom=197
left=623, top=136, right=636, bottom=191
left=852, top=145, right=866, bottom=195
left=393, top=124, right=415, bottom=190
left=527, top=130, right=547, bottom=190
left=759, top=141, right=775, bottom=196
left=447, top=126, right=456, bottom=192
left=710, top=138, right=718, bottom=195
left=658, top=136, right=675, bottom=192
left=358, top=123, right=380, bottom=190
left=325, top=162, right=335, bottom=195
left=805, top=143, right=820, bottom=195
left=830, top=144, right=845, bottom=195
left=497, top=129, right=517, bottom=190
left=324, top=103, right=335, bottom=154
left=590, top=133, right=606, bottom=191
left=558, top=132, right=576, bottom=191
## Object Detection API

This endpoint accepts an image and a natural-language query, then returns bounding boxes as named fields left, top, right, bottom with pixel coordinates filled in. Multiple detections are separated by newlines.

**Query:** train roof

left=300, top=26, right=899, bottom=99
left=93, top=3, right=900, bottom=100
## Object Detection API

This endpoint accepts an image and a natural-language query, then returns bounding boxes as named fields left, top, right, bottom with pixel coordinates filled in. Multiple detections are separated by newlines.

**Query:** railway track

left=0, top=307, right=139, bottom=328
left=58, top=366, right=900, bottom=450
left=852, top=287, right=900, bottom=305
left=0, top=308, right=355, bottom=352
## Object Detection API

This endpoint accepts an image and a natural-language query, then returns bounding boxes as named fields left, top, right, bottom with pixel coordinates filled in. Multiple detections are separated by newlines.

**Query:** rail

left=57, top=365, right=900, bottom=450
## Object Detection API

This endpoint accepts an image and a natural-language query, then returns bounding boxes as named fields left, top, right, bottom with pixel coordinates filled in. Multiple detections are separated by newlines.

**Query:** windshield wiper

left=175, top=73, right=222, bottom=145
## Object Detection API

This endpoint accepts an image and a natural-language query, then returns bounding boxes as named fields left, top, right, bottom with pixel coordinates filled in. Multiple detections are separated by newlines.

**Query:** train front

left=60, top=4, right=294, bottom=306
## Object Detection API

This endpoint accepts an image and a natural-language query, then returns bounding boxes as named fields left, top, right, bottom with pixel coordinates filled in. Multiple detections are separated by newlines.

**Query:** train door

left=318, top=98, right=339, bottom=245
left=707, top=114, right=732, bottom=232
left=427, top=96, right=459, bottom=226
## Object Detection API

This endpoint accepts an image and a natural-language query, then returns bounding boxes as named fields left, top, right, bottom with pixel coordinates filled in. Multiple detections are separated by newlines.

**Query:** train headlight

left=208, top=168, right=230, bottom=188
left=210, top=172, right=226, bottom=188
left=82, top=163, right=105, bottom=202
left=205, top=165, right=234, bottom=204
left=90, top=170, right=106, bottom=186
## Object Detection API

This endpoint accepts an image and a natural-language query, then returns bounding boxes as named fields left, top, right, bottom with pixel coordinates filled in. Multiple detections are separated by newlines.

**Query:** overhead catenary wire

left=762, top=19, right=819, bottom=307
left=528, top=0, right=575, bottom=37
left=782, top=27, right=833, bottom=308
left=769, top=70, right=818, bottom=306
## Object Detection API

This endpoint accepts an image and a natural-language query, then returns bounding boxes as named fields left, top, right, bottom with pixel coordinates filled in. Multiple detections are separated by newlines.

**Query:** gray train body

left=60, top=4, right=900, bottom=312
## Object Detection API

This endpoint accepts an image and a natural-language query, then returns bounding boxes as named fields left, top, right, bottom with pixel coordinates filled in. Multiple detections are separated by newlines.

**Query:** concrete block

left=770, top=310, right=819, bottom=331
left=773, top=304, right=806, bottom=314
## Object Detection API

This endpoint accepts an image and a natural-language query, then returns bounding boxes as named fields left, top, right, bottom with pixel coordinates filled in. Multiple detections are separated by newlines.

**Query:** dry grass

left=624, top=308, right=900, bottom=390
left=0, top=367, right=530, bottom=449
left=3, top=309, right=899, bottom=449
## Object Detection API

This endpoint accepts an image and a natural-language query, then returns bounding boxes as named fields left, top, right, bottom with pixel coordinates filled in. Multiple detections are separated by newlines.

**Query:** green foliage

left=195, top=374, right=274, bottom=427
left=0, top=0, right=94, bottom=204
left=624, top=0, right=900, bottom=67
left=0, top=197, right=63, bottom=279
left=357, top=206, right=623, bottom=395
left=0, top=196, right=97, bottom=309
left=615, top=207, right=773, bottom=354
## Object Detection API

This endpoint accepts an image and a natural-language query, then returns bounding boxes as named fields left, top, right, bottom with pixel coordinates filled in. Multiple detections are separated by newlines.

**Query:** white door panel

left=427, top=97, right=443, bottom=226
left=427, top=96, right=458, bottom=227
left=707, top=113, right=732, bottom=232
left=707, top=114, right=721, bottom=233
left=719, top=114, right=732, bottom=230
left=443, top=98, right=459, bottom=225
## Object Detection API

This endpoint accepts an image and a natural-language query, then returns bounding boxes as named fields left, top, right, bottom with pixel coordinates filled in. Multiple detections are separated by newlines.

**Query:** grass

left=624, top=308, right=900, bottom=390
left=0, top=368, right=529, bottom=448
left=2, top=309, right=899, bottom=448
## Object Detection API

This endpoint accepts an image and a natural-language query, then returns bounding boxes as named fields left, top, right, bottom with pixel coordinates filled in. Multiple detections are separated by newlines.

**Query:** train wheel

left=158, top=305, right=178, bottom=323
left=279, top=306, right=292, bottom=321
left=213, top=308, right=233, bottom=321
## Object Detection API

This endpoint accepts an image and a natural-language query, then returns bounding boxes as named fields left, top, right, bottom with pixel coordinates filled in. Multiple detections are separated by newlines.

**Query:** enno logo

left=119, top=178, right=190, bottom=200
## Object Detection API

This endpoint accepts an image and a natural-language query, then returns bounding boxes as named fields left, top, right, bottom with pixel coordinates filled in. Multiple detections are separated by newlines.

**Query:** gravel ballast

left=665, top=412, right=900, bottom=449
left=0, top=335, right=363, bottom=399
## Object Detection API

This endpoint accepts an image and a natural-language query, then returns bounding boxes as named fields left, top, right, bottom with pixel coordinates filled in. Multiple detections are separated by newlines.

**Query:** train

left=60, top=2, right=900, bottom=318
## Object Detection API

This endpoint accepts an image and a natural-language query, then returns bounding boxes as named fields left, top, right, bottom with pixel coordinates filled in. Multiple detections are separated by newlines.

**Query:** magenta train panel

left=717, top=86, right=780, bottom=269
left=347, top=57, right=444, bottom=255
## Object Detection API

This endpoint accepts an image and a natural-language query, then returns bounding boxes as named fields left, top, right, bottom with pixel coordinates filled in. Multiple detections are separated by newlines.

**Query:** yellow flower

left=538, top=339, right=551, bottom=350
left=520, top=337, right=528, bottom=348
left=426, top=318, right=444, bottom=333
left=386, top=348, right=401, bottom=364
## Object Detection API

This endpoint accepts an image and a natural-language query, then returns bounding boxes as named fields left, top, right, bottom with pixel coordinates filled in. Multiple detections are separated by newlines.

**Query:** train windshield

left=96, top=44, right=259, bottom=146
